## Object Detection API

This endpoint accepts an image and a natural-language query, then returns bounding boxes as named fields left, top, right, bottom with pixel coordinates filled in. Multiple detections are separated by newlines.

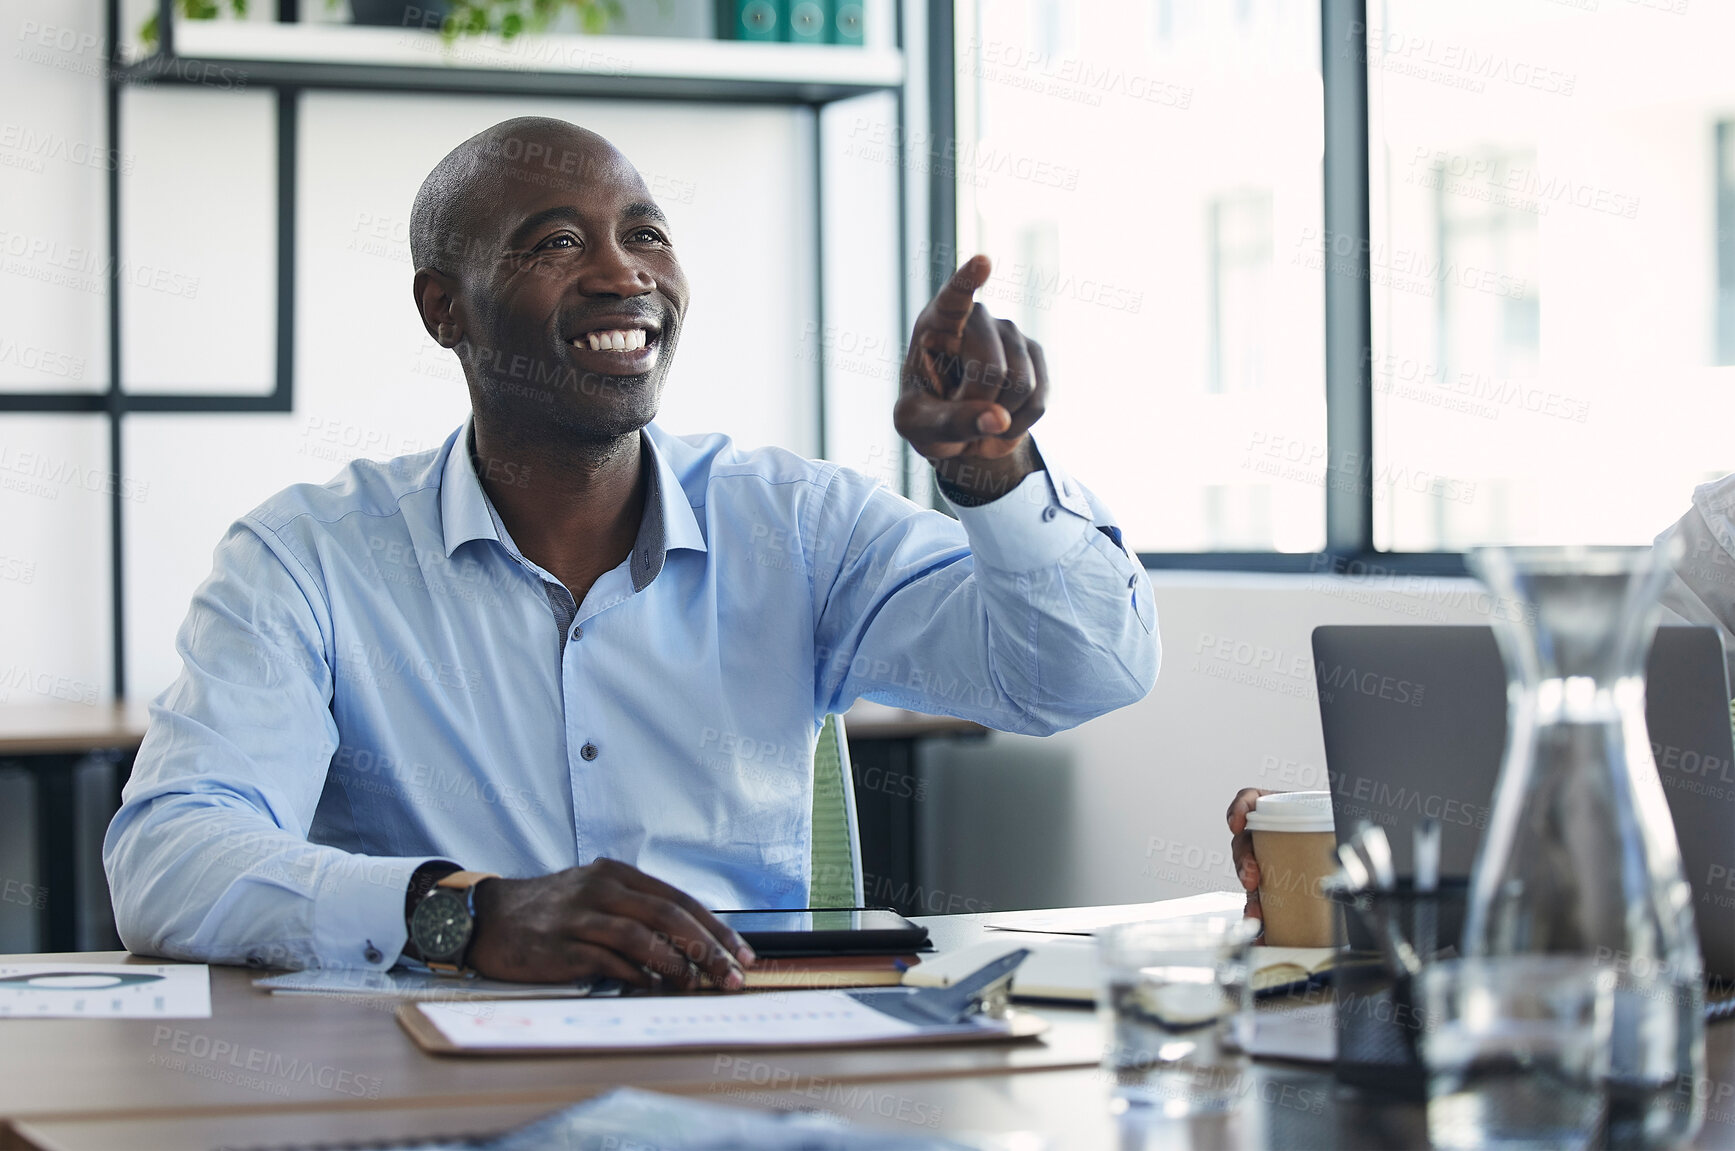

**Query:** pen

left=1415, top=817, right=1441, bottom=962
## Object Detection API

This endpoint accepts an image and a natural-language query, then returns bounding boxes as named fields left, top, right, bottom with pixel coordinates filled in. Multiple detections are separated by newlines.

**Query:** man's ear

left=413, top=268, right=464, bottom=348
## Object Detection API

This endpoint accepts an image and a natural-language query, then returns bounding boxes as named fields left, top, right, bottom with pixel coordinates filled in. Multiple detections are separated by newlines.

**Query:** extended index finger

left=923, top=255, right=992, bottom=340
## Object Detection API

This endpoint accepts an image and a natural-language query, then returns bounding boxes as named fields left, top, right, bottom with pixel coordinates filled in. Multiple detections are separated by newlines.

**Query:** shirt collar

left=438, top=419, right=707, bottom=591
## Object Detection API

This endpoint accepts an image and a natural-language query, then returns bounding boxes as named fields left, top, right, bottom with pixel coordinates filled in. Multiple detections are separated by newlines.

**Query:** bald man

left=104, top=118, right=1159, bottom=988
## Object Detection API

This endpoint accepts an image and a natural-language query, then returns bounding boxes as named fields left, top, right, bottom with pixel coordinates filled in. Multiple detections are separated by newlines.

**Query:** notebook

left=904, top=939, right=1338, bottom=1003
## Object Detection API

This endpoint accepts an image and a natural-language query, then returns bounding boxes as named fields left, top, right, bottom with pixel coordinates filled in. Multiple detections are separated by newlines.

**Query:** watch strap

left=434, top=869, right=500, bottom=893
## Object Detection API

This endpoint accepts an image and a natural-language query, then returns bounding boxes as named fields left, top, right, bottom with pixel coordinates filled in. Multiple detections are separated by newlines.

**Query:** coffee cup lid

left=1244, top=790, right=1335, bottom=833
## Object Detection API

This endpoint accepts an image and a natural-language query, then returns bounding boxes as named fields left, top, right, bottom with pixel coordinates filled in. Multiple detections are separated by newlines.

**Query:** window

left=956, top=0, right=1325, bottom=554
left=1719, top=121, right=1735, bottom=367
left=1368, top=0, right=1735, bottom=550
left=1209, top=189, right=1275, bottom=396
left=954, top=0, right=1735, bottom=558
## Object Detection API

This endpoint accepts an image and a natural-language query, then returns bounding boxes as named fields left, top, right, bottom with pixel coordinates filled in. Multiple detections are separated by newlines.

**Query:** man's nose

left=577, top=243, right=654, bottom=297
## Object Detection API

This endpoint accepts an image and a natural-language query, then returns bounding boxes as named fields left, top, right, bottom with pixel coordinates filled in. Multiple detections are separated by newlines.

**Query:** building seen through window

left=961, top=0, right=1735, bottom=553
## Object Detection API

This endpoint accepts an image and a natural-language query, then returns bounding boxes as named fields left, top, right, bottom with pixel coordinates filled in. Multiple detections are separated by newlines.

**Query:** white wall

left=2, top=0, right=117, bottom=717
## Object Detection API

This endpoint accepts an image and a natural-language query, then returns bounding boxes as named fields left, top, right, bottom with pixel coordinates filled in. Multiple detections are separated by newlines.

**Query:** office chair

left=808, top=713, right=864, bottom=908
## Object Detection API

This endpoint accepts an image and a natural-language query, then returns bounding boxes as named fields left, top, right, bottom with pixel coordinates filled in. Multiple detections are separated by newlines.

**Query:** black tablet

left=711, top=908, right=931, bottom=956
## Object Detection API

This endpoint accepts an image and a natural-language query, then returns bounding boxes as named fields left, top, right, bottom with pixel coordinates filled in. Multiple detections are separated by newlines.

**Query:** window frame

left=935, top=0, right=1475, bottom=576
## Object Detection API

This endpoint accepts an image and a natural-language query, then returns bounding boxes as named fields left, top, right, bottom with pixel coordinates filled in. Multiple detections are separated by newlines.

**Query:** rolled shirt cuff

left=947, top=464, right=1101, bottom=573
left=312, top=854, right=449, bottom=970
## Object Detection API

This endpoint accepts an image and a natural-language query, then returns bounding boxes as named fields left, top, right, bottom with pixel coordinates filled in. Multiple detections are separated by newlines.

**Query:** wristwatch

left=407, top=869, right=499, bottom=974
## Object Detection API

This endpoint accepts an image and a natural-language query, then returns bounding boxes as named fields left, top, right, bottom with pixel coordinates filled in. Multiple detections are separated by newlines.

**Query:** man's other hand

left=895, top=255, right=1046, bottom=504
left=466, top=859, right=756, bottom=989
left=1227, top=788, right=1278, bottom=927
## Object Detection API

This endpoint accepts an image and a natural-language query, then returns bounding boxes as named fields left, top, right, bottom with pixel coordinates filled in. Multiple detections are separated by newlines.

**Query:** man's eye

left=629, top=228, right=665, bottom=244
left=537, top=234, right=578, bottom=251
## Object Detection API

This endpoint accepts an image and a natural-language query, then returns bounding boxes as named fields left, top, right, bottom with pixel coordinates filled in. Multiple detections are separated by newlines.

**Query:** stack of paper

left=982, top=891, right=1246, bottom=935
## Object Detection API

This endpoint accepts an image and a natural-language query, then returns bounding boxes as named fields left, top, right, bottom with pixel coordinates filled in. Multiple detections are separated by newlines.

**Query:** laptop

left=1312, top=624, right=1735, bottom=983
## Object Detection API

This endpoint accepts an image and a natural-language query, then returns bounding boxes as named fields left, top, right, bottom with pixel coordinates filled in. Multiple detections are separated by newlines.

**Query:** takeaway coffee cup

left=1245, top=791, right=1340, bottom=948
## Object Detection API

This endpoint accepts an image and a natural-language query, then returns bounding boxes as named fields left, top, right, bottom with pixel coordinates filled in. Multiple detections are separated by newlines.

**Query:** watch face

left=410, top=888, right=473, bottom=963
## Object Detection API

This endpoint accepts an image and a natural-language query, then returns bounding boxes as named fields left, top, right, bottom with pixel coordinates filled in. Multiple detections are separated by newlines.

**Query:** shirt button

left=363, top=944, right=383, bottom=964
left=580, top=742, right=599, bottom=761
left=1042, top=506, right=1058, bottom=522
left=571, top=626, right=583, bottom=641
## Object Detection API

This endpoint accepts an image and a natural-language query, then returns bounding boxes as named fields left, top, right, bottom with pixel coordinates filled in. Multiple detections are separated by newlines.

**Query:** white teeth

left=577, top=328, right=648, bottom=352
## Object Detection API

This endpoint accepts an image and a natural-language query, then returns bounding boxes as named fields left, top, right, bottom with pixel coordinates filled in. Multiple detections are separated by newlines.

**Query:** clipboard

left=396, top=949, right=1048, bottom=1057
left=397, top=994, right=1048, bottom=1056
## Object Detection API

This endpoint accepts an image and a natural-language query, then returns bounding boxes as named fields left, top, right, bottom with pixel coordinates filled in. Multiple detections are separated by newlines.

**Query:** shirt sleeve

left=810, top=450, right=1159, bottom=735
left=102, top=521, right=446, bottom=972
left=1655, top=491, right=1735, bottom=693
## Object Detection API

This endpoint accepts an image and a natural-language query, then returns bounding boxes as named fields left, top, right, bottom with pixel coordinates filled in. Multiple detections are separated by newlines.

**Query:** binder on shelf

left=716, top=0, right=785, bottom=41
left=789, top=0, right=827, bottom=44
left=833, top=1, right=864, bottom=46
left=715, top=0, right=863, bottom=45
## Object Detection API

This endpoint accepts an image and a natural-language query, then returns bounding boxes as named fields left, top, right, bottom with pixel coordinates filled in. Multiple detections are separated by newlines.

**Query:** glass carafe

left=1464, top=545, right=1705, bottom=1149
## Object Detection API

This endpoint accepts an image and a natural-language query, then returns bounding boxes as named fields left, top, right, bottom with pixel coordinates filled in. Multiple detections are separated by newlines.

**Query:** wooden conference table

left=3, top=912, right=1732, bottom=1150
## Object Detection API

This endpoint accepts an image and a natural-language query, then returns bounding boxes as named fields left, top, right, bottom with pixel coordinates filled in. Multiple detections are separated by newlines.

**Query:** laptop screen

left=1311, top=624, right=1734, bottom=979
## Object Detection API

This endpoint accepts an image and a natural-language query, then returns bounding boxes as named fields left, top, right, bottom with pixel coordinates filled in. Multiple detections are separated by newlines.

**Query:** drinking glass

left=1421, top=955, right=1615, bottom=1151
left=1098, top=915, right=1261, bottom=1116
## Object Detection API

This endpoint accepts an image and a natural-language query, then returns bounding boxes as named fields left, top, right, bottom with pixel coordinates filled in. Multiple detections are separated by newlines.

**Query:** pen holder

left=1324, top=876, right=1469, bottom=1101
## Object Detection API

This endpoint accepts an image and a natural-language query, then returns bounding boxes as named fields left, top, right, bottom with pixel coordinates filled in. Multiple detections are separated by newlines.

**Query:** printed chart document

left=0, top=962, right=211, bottom=1019
left=983, top=891, right=1245, bottom=935
left=400, top=988, right=1041, bottom=1055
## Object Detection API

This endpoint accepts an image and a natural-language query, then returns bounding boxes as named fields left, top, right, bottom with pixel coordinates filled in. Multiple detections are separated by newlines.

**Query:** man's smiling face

left=445, top=123, right=689, bottom=441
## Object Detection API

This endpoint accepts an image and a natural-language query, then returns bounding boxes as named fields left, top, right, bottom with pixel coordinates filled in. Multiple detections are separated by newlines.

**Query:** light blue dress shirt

left=104, top=421, right=1159, bottom=972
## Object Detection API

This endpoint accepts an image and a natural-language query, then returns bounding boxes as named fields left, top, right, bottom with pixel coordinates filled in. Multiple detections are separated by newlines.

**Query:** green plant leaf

left=429, top=0, right=618, bottom=41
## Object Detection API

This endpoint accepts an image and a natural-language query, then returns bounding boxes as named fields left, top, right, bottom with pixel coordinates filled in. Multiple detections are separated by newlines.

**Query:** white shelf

left=138, top=22, right=902, bottom=100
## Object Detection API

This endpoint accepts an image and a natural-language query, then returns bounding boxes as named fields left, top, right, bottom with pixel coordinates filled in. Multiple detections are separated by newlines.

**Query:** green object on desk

left=809, top=713, right=862, bottom=908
